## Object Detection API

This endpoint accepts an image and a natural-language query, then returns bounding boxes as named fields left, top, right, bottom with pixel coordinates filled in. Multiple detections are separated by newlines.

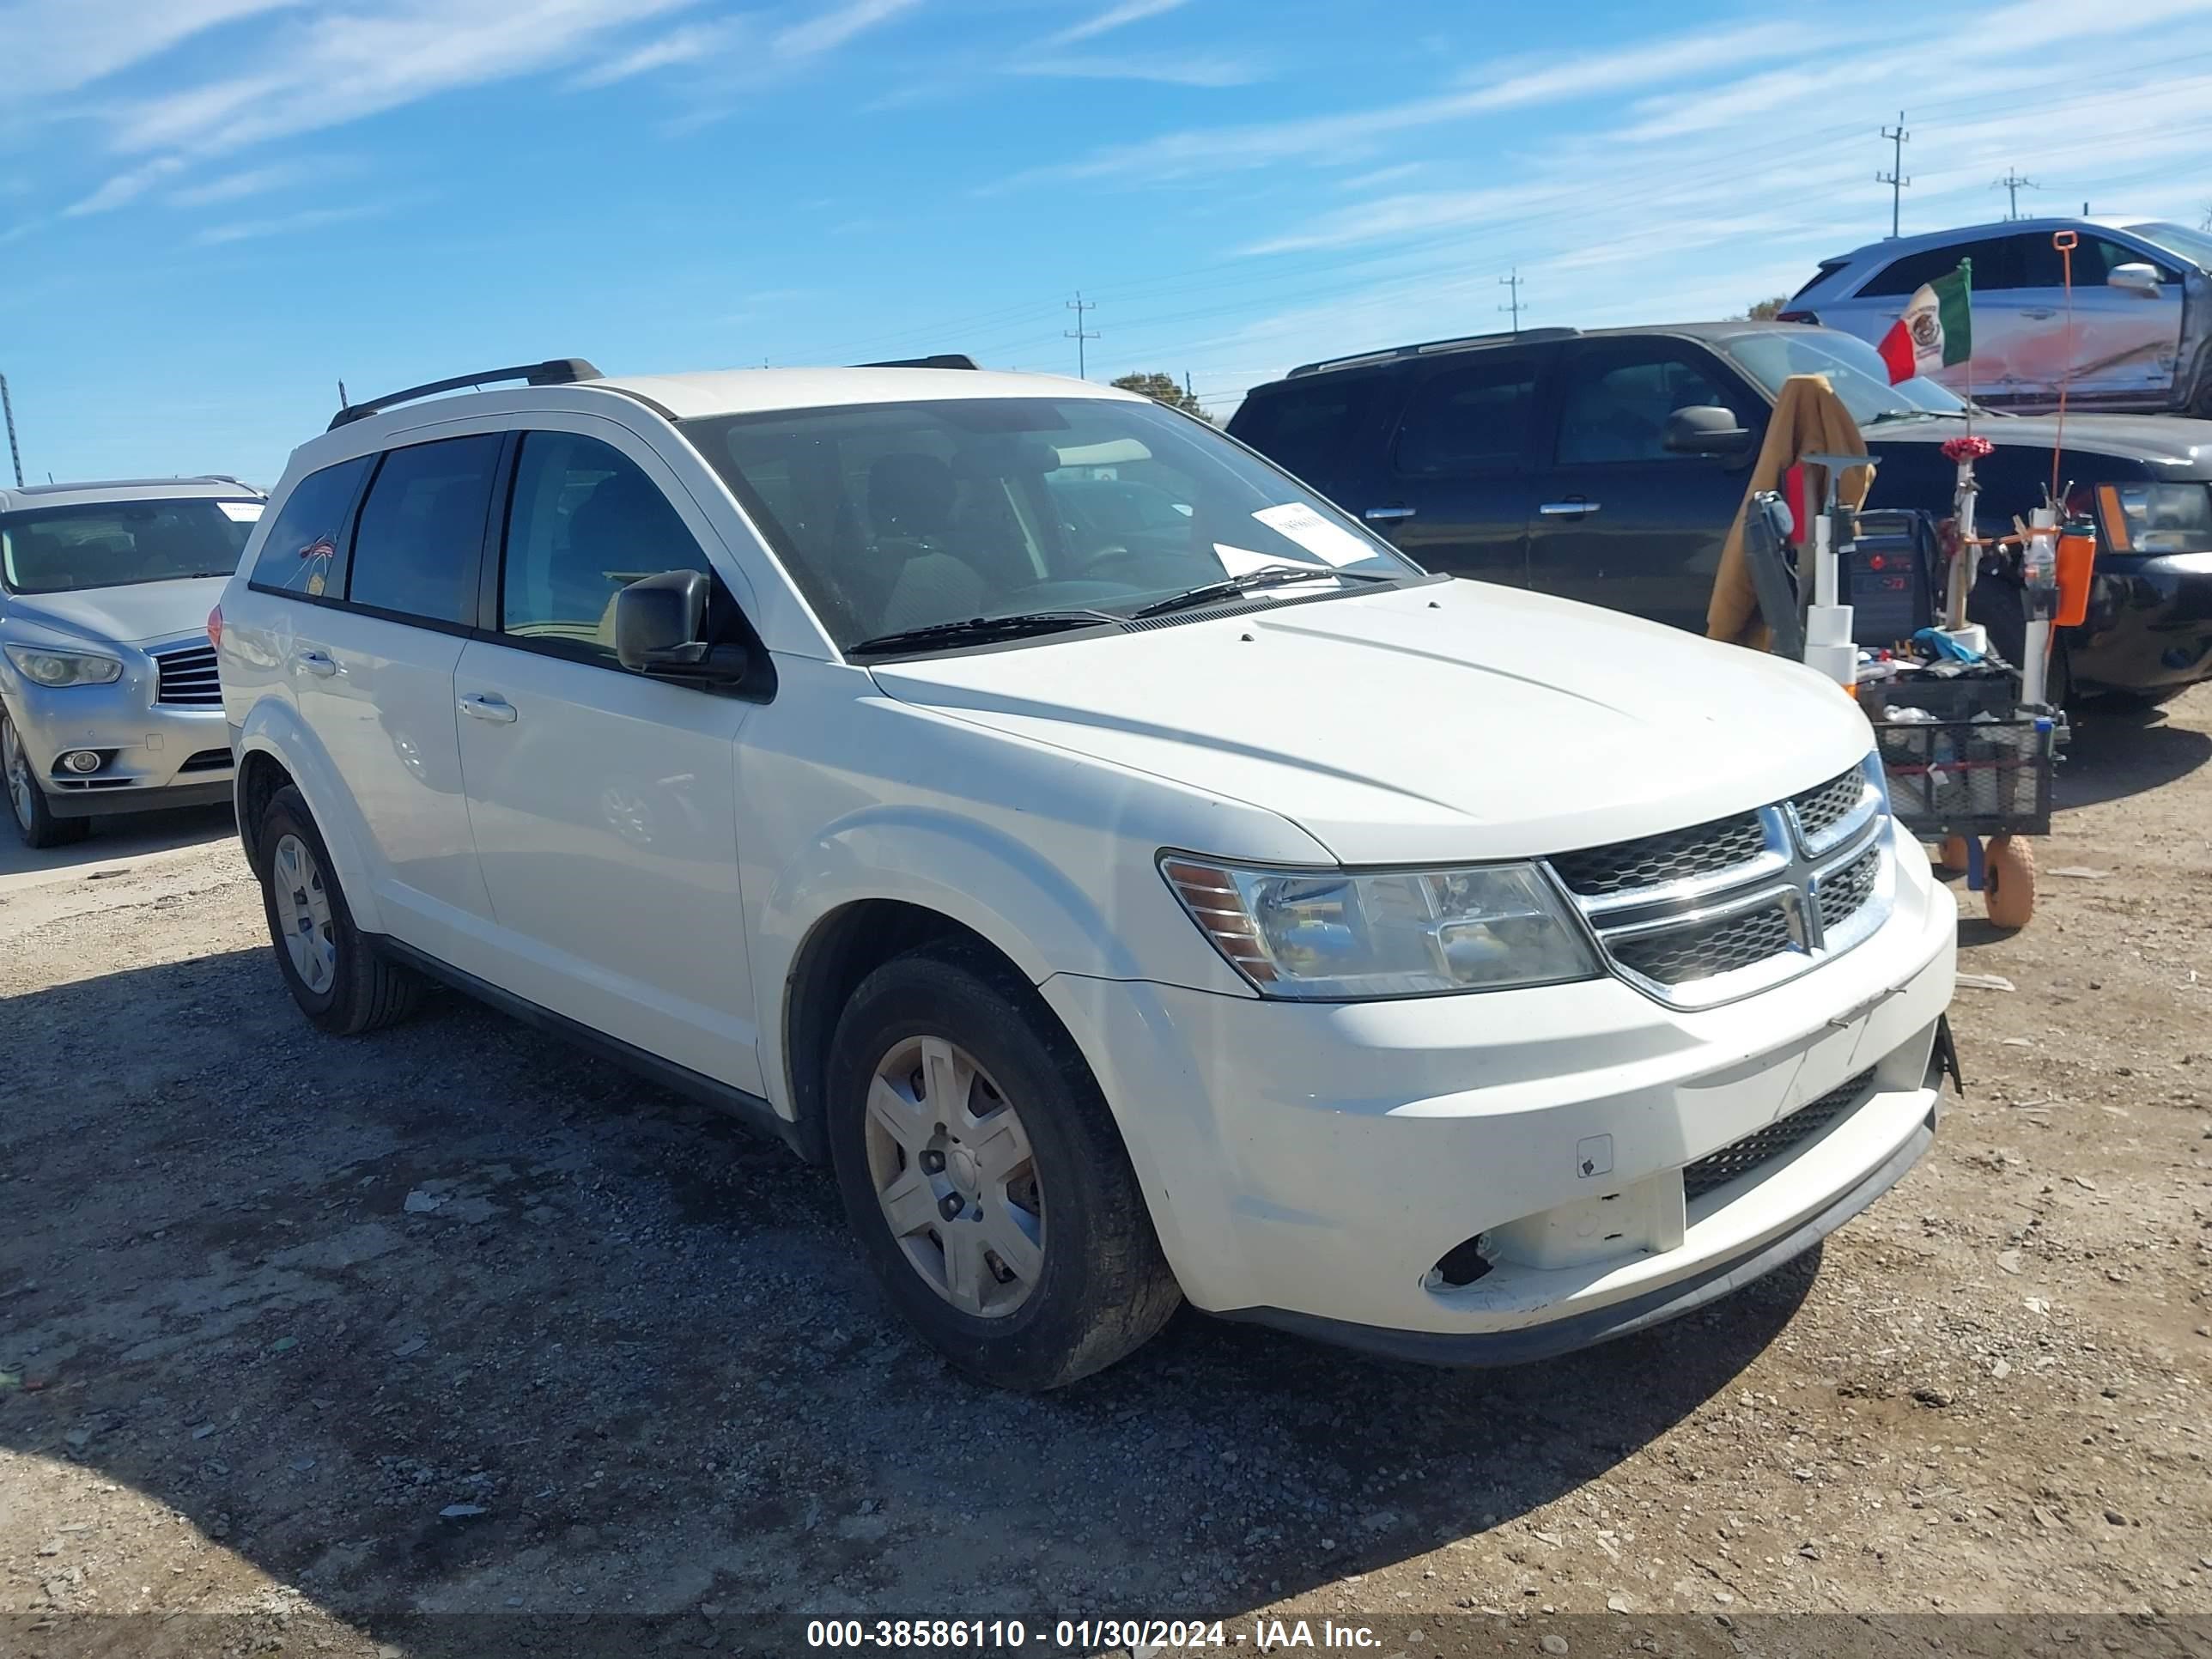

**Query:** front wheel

left=255, top=785, right=422, bottom=1034
left=826, top=946, right=1181, bottom=1390
left=2, top=708, right=90, bottom=850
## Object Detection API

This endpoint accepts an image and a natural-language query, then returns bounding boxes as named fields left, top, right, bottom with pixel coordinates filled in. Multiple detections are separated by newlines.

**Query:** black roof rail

left=1285, top=326, right=1580, bottom=379
left=859, top=354, right=979, bottom=370
left=328, top=358, right=601, bottom=431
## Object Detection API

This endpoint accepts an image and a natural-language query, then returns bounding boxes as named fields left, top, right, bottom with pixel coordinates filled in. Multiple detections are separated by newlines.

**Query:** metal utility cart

left=1741, top=446, right=2071, bottom=930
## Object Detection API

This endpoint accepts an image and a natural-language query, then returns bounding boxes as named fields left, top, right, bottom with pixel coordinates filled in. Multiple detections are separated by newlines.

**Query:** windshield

left=681, top=396, right=1419, bottom=652
left=0, top=498, right=259, bottom=596
left=1720, top=329, right=1972, bottom=425
left=2131, top=222, right=2212, bottom=271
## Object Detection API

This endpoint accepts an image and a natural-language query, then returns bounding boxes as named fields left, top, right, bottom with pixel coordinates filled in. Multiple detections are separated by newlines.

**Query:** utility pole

left=1498, top=267, right=1525, bottom=335
left=2202, top=202, right=2212, bottom=231
left=1064, top=291, right=1098, bottom=380
left=0, top=373, right=21, bottom=489
left=1878, top=112, right=1910, bottom=238
left=1991, top=167, right=2040, bottom=220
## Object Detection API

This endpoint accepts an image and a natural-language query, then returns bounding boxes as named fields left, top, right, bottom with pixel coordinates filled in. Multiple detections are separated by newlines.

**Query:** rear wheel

left=2, top=708, right=89, bottom=850
left=255, top=785, right=422, bottom=1034
left=826, top=945, right=1180, bottom=1389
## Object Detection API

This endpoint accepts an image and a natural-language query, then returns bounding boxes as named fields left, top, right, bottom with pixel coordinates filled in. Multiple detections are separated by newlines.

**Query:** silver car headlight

left=5, top=645, right=125, bottom=687
left=1162, top=856, right=1601, bottom=999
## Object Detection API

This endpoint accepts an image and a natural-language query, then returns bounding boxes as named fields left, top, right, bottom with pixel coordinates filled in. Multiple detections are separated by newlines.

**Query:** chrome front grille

left=1547, top=765, right=1890, bottom=1011
left=1684, top=1069, right=1875, bottom=1202
left=154, top=642, right=221, bottom=706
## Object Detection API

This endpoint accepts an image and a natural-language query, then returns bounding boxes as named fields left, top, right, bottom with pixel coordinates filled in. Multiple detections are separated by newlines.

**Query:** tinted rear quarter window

left=347, top=435, right=501, bottom=625
left=252, top=456, right=371, bottom=596
left=1231, top=377, right=1382, bottom=490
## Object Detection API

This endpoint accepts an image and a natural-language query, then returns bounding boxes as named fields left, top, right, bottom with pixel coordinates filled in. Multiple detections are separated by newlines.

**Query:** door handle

left=1539, top=500, right=1601, bottom=517
left=1363, top=505, right=1417, bottom=523
left=2020, top=307, right=2055, bottom=320
left=458, top=692, right=518, bottom=723
left=296, top=649, right=337, bottom=678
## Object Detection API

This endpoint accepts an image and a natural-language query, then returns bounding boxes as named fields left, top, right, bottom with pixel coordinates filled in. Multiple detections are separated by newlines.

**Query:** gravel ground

left=2, top=687, right=2209, bottom=1659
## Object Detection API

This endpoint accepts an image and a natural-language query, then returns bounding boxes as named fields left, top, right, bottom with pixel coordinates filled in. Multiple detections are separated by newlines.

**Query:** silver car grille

left=1545, top=766, right=1892, bottom=1011
left=153, top=642, right=222, bottom=706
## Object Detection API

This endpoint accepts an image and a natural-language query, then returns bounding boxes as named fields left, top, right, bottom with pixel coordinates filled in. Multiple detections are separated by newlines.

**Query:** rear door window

left=1859, top=236, right=2016, bottom=295
left=250, top=456, right=371, bottom=597
left=1230, top=377, right=1382, bottom=489
left=1392, top=356, right=1539, bottom=475
left=346, top=435, right=501, bottom=626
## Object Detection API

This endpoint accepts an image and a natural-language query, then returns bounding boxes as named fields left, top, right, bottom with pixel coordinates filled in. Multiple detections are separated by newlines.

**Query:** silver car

left=1784, top=216, right=2212, bottom=415
left=1, top=477, right=261, bottom=848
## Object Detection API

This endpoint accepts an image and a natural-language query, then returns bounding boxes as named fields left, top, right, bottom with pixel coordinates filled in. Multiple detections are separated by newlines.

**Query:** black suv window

left=1860, top=237, right=2014, bottom=296
left=1229, top=376, right=1382, bottom=490
left=251, top=456, right=370, bottom=597
left=1393, top=357, right=1537, bottom=474
left=347, top=435, right=501, bottom=626
left=1554, top=348, right=1749, bottom=466
left=2021, top=234, right=2181, bottom=288
left=501, top=432, right=710, bottom=659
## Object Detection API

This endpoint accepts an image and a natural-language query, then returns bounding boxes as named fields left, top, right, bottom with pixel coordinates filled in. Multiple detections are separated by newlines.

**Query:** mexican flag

left=1876, top=259, right=1972, bottom=384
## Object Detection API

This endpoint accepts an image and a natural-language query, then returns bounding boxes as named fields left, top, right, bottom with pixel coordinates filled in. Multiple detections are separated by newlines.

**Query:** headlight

left=4, top=645, right=125, bottom=687
left=1162, top=856, right=1601, bottom=999
left=1860, top=747, right=1891, bottom=817
left=2097, top=482, right=2212, bottom=554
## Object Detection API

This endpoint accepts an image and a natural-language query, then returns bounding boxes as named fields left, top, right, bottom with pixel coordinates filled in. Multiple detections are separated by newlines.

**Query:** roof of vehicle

left=1252, top=320, right=1802, bottom=388
left=1821, top=215, right=2178, bottom=266
left=592, top=365, right=1140, bottom=422
left=0, top=476, right=263, bottom=514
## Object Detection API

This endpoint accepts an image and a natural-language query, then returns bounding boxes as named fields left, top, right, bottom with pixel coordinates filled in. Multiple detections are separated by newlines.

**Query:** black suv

left=1227, top=320, right=2212, bottom=703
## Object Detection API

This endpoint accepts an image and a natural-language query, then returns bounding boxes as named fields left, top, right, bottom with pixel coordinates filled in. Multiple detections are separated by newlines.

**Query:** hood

left=2, top=576, right=228, bottom=647
left=1867, top=410, right=2212, bottom=473
left=868, top=580, right=1874, bottom=866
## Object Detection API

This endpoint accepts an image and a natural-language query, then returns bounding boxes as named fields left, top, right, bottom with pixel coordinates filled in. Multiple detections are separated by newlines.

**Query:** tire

left=1984, top=834, right=2037, bottom=930
left=1935, top=835, right=1972, bottom=874
left=825, top=945, right=1181, bottom=1390
left=255, top=785, right=422, bottom=1035
left=2, top=708, right=91, bottom=850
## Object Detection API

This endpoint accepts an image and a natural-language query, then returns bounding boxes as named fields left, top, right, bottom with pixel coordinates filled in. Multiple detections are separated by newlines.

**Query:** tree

left=1109, top=371, right=1212, bottom=422
left=1741, top=295, right=1790, bottom=321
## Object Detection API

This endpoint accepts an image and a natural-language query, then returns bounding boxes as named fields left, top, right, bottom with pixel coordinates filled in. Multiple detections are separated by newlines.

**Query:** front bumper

left=1040, top=819, right=1957, bottom=1357
left=2069, top=550, right=2212, bottom=694
left=3, top=661, right=233, bottom=819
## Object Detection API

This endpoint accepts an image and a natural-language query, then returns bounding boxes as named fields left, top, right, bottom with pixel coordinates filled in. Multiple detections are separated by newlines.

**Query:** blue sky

left=6, top=0, right=2212, bottom=486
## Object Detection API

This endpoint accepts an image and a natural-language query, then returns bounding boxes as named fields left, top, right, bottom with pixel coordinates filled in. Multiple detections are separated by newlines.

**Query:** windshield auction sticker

left=1251, top=502, right=1375, bottom=566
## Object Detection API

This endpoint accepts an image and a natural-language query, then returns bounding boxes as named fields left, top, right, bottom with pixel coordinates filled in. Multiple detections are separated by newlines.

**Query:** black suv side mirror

left=1664, top=405, right=1753, bottom=456
left=614, top=569, right=749, bottom=687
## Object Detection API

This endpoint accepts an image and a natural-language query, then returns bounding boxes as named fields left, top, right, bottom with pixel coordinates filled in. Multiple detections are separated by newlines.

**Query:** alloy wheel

left=270, top=832, right=338, bottom=995
left=864, top=1035, right=1045, bottom=1318
left=3, top=716, right=34, bottom=832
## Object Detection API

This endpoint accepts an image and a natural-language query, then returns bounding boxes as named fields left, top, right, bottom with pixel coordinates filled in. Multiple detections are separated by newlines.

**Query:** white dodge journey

left=215, top=356, right=1958, bottom=1389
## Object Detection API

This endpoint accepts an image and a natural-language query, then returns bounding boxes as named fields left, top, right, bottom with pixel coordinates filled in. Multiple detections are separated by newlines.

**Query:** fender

left=234, top=701, right=386, bottom=936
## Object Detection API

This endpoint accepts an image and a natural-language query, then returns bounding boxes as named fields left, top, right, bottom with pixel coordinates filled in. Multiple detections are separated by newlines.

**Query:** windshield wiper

left=848, top=609, right=1124, bottom=656
left=1130, top=562, right=1392, bottom=620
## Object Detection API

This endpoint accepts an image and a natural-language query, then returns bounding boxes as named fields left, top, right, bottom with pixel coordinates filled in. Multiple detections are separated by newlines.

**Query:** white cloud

left=569, top=17, right=745, bottom=87
left=3, top=0, right=300, bottom=97
left=167, top=160, right=324, bottom=207
left=107, top=0, right=696, bottom=157
left=1036, top=0, right=1188, bottom=50
left=192, top=201, right=390, bottom=246
left=63, top=156, right=186, bottom=216
left=773, top=0, right=921, bottom=59
left=1010, top=52, right=1263, bottom=87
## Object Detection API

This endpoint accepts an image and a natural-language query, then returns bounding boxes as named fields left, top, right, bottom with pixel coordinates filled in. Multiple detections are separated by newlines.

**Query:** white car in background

left=214, top=356, right=1958, bottom=1389
left=1785, top=216, right=2212, bottom=414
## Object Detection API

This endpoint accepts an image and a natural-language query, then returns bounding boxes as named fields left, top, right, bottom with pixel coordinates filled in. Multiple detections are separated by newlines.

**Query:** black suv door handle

left=1363, top=505, right=1417, bottom=523
left=1539, top=498, right=1601, bottom=517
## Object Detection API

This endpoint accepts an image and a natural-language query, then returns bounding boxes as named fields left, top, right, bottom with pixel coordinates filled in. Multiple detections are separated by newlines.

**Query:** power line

left=1064, top=291, right=1099, bottom=380
left=1991, top=167, right=2041, bottom=220
left=1878, top=111, right=1911, bottom=238
left=1498, top=267, right=1526, bottom=334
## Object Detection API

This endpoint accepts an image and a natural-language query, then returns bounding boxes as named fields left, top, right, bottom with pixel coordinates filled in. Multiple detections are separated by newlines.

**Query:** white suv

left=216, top=356, right=1959, bottom=1389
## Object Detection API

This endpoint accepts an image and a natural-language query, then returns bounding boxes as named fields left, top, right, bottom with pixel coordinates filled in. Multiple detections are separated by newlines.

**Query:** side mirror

left=614, top=568, right=747, bottom=686
left=1664, top=404, right=1753, bottom=456
left=2106, top=262, right=2165, bottom=297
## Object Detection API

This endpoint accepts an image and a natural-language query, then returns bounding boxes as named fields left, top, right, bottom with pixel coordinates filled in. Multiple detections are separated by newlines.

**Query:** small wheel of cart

left=1983, top=833, right=2036, bottom=930
left=1933, top=834, right=1972, bottom=873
